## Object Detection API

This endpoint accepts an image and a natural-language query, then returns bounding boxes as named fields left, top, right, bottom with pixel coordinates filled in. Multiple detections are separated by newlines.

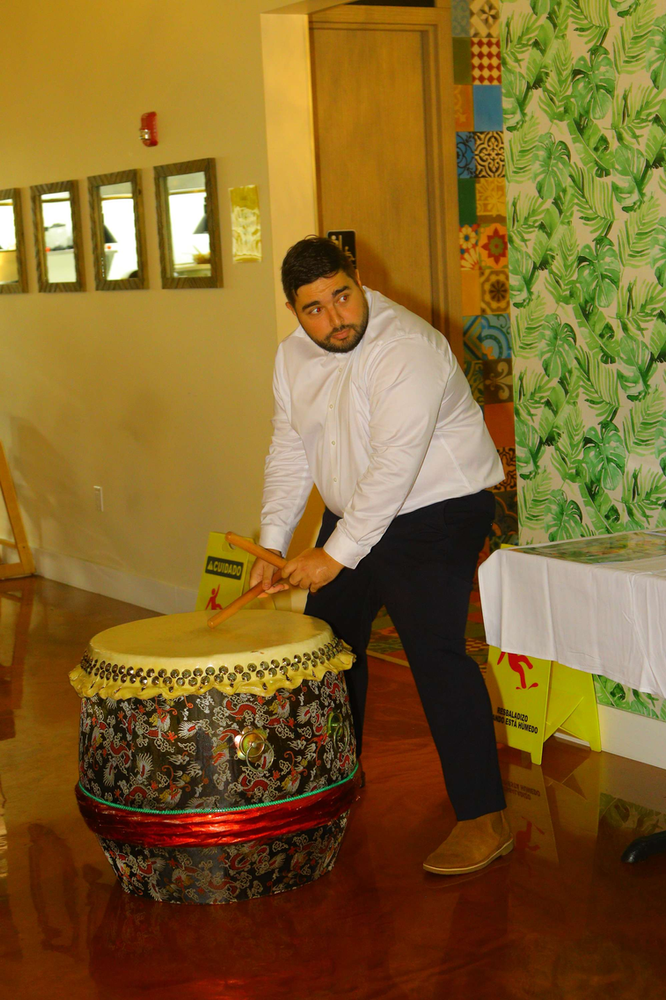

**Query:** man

left=250, top=236, right=512, bottom=875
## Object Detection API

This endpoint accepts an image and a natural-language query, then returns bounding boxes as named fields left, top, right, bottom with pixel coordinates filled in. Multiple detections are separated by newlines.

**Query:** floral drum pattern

left=77, top=670, right=357, bottom=904
left=98, top=819, right=349, bottom=906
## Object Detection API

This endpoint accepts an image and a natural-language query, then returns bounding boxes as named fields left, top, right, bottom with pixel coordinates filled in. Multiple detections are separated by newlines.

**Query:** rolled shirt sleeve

left=259, top=372, right=314, bottom=557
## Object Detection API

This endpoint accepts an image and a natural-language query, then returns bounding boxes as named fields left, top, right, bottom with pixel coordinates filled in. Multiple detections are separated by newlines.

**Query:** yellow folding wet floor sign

left=484, top=646, right=601, bottom=766
left=196, top=533, right=253, bottom=612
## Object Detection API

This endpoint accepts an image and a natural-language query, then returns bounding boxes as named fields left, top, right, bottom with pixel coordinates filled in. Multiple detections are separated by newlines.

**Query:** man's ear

left=354, top=268, right=362, bottom=286
left=285, top=301, right=297, bottom=317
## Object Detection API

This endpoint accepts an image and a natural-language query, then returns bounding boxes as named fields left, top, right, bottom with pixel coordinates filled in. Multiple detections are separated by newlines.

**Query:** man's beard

left=320, top=299, right=369, bottom=354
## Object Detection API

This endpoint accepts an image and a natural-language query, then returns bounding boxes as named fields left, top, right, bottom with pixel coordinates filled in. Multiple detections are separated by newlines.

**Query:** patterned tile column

left=452, top=0, right=517, bottom=549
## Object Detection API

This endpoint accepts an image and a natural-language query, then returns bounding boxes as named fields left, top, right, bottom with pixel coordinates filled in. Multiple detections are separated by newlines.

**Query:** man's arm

left=256, top=369, right=314, bottom=589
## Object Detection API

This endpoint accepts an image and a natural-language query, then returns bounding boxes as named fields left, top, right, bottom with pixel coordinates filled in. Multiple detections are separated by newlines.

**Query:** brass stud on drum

left=327, top=711, right=343, bottom=749
left=234, top=727, right=268, bottom=763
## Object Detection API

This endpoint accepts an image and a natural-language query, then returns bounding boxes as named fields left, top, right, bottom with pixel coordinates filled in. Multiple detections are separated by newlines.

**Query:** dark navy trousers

left=305, top=490, right=506, bottom=820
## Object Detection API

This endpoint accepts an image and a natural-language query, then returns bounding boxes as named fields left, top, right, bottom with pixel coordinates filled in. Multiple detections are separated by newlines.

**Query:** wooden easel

left=0, top=442, right=34, bottom=580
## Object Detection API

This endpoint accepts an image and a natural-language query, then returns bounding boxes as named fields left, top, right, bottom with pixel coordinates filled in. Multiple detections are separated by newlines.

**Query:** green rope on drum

left=77, top=762, right=359, bottom=815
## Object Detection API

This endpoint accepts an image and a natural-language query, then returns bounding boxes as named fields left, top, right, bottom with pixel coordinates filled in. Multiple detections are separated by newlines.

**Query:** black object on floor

left=622, top=831, right=666, bottom=863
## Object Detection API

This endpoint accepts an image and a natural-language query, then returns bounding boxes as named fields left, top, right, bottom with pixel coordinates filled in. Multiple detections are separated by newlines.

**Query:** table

left=479, top=530, right=666, bottom=863
left=479, top=531, right=666, bottom=700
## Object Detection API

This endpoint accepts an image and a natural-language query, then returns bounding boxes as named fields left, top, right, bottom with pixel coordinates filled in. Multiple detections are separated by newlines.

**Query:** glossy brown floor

left=3, top=577, right=666, bottom=1000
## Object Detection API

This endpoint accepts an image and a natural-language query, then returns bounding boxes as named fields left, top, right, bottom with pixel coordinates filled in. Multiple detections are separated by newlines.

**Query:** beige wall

left=0, top=0, right=327, bottom=594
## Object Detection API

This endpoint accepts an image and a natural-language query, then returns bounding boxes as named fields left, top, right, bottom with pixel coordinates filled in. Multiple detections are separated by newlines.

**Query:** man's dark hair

left=281, top=235, right=357, bottom=306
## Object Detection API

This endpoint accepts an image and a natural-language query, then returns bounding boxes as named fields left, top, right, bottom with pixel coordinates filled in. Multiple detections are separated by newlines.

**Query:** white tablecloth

left=478, top=531, right=666, bottom=699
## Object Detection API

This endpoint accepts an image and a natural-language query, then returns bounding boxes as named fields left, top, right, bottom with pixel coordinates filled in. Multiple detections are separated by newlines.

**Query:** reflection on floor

left=3, top=578, right=666, bottom=999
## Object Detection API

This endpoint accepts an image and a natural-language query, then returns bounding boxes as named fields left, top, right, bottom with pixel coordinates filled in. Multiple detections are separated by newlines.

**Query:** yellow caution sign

left=196, top=533, right=254, bottom=612
left=485, top=646, right=601, bottom=766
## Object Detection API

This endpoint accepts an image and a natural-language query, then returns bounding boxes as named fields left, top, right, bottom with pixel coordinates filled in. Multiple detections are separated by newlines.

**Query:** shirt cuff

left=323, top=526, right=370, bottom=570
left=259, top=525, right=291, bottom=558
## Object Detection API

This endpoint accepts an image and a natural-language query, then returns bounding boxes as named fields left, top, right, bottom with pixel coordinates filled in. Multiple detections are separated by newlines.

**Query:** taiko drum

left=69, top=609, right=357, bottom=904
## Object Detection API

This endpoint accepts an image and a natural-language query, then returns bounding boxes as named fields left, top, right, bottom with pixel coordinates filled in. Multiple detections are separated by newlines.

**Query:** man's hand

left=281, top=547, right=343, bottom=593
left=249, top=550, right=290, bottom=595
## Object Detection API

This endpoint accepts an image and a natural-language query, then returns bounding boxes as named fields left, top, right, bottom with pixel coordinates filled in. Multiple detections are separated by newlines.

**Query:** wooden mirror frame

left=154, top=158, right=222, bottom=289
left=30, top=180, right=85, bottom=293
left=0, top=189, right=28, bottom=294
left=88, top=169, right=148, bottom=291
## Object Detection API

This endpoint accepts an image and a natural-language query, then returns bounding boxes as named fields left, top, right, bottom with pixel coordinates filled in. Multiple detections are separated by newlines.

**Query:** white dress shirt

left=260, top=288, right=504, bottom=569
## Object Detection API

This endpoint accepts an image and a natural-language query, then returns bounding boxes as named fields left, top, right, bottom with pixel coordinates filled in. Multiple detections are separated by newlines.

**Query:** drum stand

left=0, top=442, right=34, bottom=580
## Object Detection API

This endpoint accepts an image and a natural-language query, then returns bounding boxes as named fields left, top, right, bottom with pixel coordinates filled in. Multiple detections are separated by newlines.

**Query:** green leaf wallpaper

left=497, top=0, right=666, bottom=717
left=500, top=0, right=666, bottom=545
left=452, top=0, right=665, bottom=718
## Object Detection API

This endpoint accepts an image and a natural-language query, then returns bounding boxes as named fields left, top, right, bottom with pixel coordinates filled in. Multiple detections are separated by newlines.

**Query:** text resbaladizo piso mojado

left=493, top=706, right=538, bottom=734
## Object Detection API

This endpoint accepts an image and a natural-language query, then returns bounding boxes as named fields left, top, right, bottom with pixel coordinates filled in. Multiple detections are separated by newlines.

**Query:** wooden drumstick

left=207, top=535, right=288, bottom=629
left=207, top=570, right=283, bottom=628
left=225, top=532, right=285, bottom=570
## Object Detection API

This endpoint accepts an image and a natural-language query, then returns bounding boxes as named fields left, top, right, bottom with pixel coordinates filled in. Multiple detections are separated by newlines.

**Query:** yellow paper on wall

left=195, top=532, right=253, bottom=612
left=229, top=185, right=262, bottom=262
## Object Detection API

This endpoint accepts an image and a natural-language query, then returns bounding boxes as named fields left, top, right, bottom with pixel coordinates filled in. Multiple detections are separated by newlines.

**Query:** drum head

left=90, top=609, right=330, bottom=664
left=70, top=610, right=353, bottom=700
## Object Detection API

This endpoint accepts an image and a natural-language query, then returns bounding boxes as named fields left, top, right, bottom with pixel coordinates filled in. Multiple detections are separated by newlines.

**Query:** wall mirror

left=0, top=189, right=28, bottom=293
left=154, top=158, right=222, bottom=288
left=88, top=169, right=147, bottom=290
left=31, top=180, right=84, bottom=292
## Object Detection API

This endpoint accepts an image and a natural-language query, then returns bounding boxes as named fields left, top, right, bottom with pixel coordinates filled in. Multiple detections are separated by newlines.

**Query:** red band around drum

left=76, top=776, right=358, bottom=848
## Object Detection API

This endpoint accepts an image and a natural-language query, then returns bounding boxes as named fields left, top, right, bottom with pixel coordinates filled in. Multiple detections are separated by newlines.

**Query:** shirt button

left=333, top=478, right=338, bottom=483
left=338, top=367, right=343, bottom=373
left=329, top=404, right=333, bottom=410
left=331, top=441, right=335, bottom=446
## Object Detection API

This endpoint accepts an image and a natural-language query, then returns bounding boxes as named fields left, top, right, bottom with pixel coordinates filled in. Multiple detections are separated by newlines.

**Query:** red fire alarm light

left=139, top=112, right=158, bottom=147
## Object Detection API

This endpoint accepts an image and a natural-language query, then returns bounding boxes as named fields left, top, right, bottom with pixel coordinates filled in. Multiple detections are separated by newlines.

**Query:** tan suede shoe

left=423, top=809, right=513, bottom=875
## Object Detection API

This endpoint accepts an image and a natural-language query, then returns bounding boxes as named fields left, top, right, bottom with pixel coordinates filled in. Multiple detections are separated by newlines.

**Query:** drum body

left=70, top=610, right=357, bottom=904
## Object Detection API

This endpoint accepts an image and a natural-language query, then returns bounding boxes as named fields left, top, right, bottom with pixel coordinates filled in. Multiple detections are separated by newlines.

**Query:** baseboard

left=553, top=731, right=591, bottom=750
left=598, top=704, right=666, bottom=771
left=29, top=546, right=198, bottom=615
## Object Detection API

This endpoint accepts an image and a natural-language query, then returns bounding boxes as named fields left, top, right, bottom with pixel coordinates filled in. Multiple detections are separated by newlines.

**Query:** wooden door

left=310, top=3, right=462, bottom=359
